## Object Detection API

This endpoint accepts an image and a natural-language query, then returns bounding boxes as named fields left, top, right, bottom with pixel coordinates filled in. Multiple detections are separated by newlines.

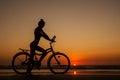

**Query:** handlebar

left=50, top=35, right=56, bottom=44
left=52, top=35, right=56, bottom=41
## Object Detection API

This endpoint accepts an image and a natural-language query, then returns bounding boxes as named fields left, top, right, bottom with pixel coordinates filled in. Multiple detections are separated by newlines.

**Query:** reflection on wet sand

left=1, top=69, right=120, bottom=76
left=73, top=70, right=77, bottom=75
left=0, top=69, right=120, bottom=80
left=68, top=69, right=120, bottom=75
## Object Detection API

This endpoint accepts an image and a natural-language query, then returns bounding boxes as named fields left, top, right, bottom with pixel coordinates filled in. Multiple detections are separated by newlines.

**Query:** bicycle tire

left=12, top=52, right=30, bottom=74
left=48, top=52, right=70, bottom=74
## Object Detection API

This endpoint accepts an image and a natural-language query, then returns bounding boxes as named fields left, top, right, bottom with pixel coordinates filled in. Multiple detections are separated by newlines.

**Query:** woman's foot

left=36, top=61, right=41, bottom=69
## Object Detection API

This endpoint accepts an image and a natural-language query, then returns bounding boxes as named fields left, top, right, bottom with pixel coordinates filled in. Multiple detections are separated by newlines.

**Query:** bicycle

left=12, top=36, right=70, bottom=74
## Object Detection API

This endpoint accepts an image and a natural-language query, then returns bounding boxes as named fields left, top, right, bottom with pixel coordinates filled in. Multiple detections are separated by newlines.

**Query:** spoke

left=17, top=56, right=23, bottom=62
left=25, top=55, right=29, bottom=61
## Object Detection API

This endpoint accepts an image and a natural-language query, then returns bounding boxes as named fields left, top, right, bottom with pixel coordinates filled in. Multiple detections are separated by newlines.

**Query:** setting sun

left=74, top=64, right=76, bottom=67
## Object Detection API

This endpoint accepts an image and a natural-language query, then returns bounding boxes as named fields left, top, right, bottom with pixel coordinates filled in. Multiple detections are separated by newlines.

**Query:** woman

left=27, top=19, right=53, bottom=75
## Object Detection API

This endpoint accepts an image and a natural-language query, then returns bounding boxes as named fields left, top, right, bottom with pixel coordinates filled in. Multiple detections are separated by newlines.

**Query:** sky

left=0, top=0, right=120, bottom=65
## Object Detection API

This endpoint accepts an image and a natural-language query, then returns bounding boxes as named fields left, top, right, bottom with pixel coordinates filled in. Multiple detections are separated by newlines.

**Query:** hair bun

left=38, top=19, right=45, bottom=26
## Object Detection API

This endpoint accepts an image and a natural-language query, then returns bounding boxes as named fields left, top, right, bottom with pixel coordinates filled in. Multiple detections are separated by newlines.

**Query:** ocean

left=0, top=69, right=120, bottom=76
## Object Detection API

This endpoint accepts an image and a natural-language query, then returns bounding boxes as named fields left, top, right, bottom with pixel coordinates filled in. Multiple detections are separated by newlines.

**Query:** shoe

left=26, top=72, right=32, bottom=77
left=36, top=61, right=41, bottom=69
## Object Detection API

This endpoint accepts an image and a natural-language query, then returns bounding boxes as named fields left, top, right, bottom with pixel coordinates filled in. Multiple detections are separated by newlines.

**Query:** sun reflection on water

left=73, top=71, right=77, bottom=75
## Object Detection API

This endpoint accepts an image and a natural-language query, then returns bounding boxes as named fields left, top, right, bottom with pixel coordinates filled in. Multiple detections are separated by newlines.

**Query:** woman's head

left=38, top=19, right=45, bottom=28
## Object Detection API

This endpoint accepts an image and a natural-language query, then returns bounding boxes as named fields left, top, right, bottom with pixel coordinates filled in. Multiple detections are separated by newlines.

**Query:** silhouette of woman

left=27, top=19, right=53, bottom=75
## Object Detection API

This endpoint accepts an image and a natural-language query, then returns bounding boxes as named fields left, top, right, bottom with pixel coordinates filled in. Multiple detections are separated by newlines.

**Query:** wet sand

left=1, top=69, right=120, bottom=80
left=0, top=74, right=120, bottom=80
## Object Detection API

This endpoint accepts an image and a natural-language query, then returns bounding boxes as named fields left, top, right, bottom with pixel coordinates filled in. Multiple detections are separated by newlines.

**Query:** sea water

left=0, top=69, right=120, bottom=76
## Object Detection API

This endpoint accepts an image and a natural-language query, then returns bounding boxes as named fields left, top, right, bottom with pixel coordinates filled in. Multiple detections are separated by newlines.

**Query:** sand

left=0, top=74, right=120, bottom=80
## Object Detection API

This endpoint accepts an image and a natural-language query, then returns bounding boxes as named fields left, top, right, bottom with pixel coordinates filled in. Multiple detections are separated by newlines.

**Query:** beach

left=0, top=74, right=120, bottom=80
left=0, top=69, right=120, bottom=80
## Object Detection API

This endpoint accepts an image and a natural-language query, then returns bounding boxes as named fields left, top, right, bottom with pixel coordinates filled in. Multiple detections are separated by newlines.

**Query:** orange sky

left=0, top=0, right=120, bottom=65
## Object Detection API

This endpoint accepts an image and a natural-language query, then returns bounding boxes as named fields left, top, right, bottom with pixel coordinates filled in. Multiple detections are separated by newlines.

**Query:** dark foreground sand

left=0, top=75, right=120, bottom=80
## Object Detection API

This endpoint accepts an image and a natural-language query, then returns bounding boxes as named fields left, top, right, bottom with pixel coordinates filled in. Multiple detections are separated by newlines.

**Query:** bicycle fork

left=54, top=55, right=60, bottom=65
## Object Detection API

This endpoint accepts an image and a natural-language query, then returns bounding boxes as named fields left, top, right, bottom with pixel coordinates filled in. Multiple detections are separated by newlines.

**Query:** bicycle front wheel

left=12, top=52, right=30, bottom=74
left=48, top=52, right=70, bottom=74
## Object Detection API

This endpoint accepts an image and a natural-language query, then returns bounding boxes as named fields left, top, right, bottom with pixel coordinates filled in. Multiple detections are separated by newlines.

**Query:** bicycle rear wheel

left=48, top=52, right=70, bottom=74
left=12, top=52, right=30, bottom=74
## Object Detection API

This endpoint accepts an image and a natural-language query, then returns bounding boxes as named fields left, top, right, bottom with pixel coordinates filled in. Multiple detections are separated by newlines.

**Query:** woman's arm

left=40, top=29, right=51, bottom=41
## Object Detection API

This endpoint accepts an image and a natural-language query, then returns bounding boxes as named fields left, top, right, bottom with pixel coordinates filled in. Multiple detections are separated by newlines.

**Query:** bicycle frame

left=19, top=42, right=55, bottom=62
left=33, top=36, right=58, bottom=62
left=46, top=42, right=55, bottom=54
left=35, top=41, right=60, bottom=64
left=19, top=36, right=59, bottom=64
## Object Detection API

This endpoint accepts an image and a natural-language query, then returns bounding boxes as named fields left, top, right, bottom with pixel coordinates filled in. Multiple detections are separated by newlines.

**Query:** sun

left=73, top=64, right=76, bottom=66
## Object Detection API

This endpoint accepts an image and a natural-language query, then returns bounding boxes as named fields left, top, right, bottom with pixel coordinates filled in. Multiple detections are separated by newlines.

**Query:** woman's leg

left=27, top=44, right=35, bottom=75
left=36, top=46, right=47, bottom=62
